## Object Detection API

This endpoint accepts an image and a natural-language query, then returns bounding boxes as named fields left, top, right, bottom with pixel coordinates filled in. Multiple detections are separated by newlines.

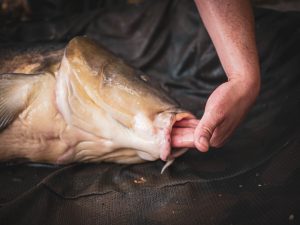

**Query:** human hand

left=171, top=78, right=260, bottom=152
left=190, top=0, right=261, bottom=152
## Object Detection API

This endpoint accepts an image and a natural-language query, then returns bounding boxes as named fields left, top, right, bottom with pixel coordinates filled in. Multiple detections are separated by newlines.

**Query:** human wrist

left=228, top=71, right=261, bottom=102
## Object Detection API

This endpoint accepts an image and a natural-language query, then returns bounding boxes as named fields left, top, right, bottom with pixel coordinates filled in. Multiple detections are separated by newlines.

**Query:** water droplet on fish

left=140, top=75, right=148, bottom=82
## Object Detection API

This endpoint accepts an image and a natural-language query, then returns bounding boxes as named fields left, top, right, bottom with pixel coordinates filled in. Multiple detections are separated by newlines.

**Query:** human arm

left=171, top=0, right=260, bottom=151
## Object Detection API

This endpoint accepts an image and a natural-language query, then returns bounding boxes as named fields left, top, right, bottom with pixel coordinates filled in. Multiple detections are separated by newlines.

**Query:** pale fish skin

left=0, top=36, right=194, bottom=166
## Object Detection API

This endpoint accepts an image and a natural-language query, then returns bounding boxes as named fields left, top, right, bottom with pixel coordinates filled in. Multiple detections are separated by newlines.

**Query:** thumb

left=194, top=113, right=220, bottom=152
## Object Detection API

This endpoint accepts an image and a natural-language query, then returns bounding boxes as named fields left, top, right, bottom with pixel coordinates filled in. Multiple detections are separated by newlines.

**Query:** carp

left=0, top=36, right=195, bottom=170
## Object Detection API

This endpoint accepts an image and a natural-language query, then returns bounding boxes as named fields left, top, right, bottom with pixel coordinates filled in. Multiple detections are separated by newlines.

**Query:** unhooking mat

left=0, top=0, right=299, bottom=224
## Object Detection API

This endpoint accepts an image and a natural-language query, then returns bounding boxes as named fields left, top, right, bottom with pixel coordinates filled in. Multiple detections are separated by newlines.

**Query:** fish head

left=56, top=36, right=195, bottom=163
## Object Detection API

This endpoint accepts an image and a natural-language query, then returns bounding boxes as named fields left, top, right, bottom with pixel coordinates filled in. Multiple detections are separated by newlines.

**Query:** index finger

left=173, top=119, right=199, bottom=128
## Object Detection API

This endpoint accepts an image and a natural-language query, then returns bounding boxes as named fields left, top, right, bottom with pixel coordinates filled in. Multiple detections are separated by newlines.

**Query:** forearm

left=194, top=0, right=260, bottom=93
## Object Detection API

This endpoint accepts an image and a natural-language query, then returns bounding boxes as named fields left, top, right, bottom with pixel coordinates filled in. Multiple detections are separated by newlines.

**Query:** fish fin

left=0, top=73, right=43, bottom=131
left=161, top=158, right=175, bottom=174
left=160, top=148, right=189, bottom=174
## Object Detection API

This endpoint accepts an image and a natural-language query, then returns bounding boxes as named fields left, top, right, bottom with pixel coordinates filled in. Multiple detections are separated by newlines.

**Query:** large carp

left=0, top=36, right=194, bottom=169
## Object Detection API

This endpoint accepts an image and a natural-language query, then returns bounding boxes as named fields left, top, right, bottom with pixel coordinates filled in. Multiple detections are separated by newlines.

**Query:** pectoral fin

left=161, top=158, right=175, bottom=174
left=0, top=73, right=45, bottom=131
left=160, top=148, right=189, bottom=174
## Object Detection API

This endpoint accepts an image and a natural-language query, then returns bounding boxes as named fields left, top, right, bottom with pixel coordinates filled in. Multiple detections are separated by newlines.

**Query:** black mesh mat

left=0, top=1, right=299, bottom=224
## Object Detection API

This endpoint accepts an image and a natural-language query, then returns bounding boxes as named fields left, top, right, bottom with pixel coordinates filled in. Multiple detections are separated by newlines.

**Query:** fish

left=0, top=36, right=195, bottom=170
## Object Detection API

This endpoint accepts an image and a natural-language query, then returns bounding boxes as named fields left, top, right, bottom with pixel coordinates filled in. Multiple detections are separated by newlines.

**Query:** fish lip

left=158, top=110, right=195, bottom=161
left=159, top=124, right=172, bottom=162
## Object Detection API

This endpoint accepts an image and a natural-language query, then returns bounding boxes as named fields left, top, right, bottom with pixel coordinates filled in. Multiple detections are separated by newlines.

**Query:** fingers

left=170, top=119, right=199, bottom=148
left=194, top=113, right=222, bottom=152
left=171, top=127, right=195, bottom=148
left=171, top=118, right=230, bottom=150
left=210, top=118, right=238, bottom=148
left=173, top=119, right=200, bottom=128
left=170, top=113, right=230, bottom=151
left=210, top=126, right=228, bottom=148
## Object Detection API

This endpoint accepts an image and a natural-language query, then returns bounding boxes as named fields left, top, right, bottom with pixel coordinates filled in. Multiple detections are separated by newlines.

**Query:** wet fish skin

left=0, top=36, right=194, bottom=165
left=0, top=42, right=64, bottom=74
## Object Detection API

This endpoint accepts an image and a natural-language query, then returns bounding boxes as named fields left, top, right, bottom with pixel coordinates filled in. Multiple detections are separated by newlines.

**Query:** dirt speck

left=133, top=177, right=146, bottom=184
left=12, top=178, right=22, bottom=182
left=289, top=214, right=294, bottom=221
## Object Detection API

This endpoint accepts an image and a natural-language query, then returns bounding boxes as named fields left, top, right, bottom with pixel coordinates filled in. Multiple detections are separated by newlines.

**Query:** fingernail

left=197, top=137, right=209, bottom=152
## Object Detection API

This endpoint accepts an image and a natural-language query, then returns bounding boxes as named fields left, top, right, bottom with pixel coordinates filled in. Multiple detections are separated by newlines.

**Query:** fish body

left=0, top=37, right=194, bottom=165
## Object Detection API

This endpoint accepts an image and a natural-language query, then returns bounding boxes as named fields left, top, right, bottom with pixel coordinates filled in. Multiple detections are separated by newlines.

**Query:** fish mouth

left=156, top=110, right=195, bottom=161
